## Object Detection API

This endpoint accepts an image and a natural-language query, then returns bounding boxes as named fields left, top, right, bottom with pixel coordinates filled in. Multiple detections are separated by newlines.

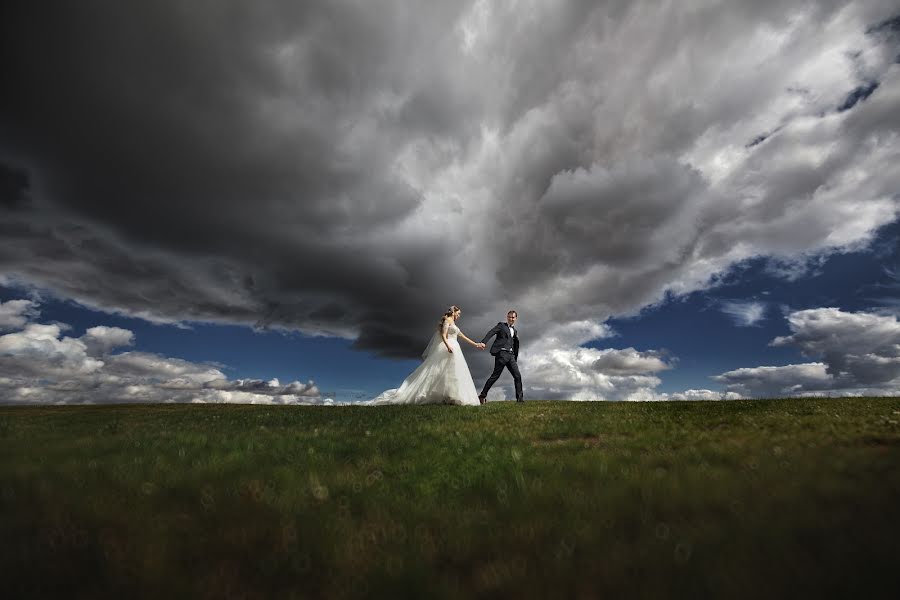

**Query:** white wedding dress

left=371, top=320, right=481, bottom=406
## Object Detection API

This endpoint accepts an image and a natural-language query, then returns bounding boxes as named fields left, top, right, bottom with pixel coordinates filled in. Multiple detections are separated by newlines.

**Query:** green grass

left=2, top=398, right=899, bottom=599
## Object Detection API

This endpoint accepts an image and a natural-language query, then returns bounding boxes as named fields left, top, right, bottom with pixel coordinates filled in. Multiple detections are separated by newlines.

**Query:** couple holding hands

left=372, top=306, right=523, bottom=406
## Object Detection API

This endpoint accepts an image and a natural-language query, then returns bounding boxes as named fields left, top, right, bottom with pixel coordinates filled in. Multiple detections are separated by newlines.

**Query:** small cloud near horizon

left=719, top=300, right=767, bottom=327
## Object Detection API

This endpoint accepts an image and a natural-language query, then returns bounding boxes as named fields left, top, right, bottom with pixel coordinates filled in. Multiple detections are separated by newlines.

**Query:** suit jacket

left=481, top=322, right=519, bottom=359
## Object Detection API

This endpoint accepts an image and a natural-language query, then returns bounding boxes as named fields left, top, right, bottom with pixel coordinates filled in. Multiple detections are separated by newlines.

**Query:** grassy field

left=1, top=397, right=899, bottom=599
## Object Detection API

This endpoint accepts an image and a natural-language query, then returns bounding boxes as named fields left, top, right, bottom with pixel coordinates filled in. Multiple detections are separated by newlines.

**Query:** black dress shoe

left=478, top=395, right=486, bottom=405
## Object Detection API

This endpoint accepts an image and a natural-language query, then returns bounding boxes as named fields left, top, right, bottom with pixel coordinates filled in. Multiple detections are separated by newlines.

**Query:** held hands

left=448, top=341, right=485, bottom=352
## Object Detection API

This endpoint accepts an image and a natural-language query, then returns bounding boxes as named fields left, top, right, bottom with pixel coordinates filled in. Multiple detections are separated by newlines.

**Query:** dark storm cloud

left=2, top=1, right=900, bottom=400
left=0, top=0, right=483, bottom=357
left=0, top=163, right=30, bottom=209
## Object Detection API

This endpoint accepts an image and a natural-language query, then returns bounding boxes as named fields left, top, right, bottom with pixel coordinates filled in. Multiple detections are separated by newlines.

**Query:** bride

left=371, top=305, right=485, bottom=405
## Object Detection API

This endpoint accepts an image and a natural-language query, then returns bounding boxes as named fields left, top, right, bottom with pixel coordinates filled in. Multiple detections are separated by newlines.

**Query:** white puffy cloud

left=460, top=318, right=675, bottom=401
left=713, top=307, right=900, bottom=397
left=0, top=301, right=327, bottom=405
left=713, top=362, right=834, bottom=397
left=521, top=343, right=673, bottom=401
left=0, top=298, right=39, bottom=330
left=773, top=307, right=900, bottom=385
left=80, top=325, right=134, bottom=356
left=589, top=348, right=672, bottom=376
left=102, top=352, right=223, bottom=385
left=774, top=307, right=900, bottom=356
left=0, top=323, right=104, bottom=377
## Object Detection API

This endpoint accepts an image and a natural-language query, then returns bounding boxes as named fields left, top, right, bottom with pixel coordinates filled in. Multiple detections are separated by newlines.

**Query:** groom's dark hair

left=507, top=310, right=517, bottom=317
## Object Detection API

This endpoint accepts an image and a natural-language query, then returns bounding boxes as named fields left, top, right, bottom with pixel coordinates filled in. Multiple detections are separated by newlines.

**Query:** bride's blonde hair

left=438, top=305, right=461, bottom=330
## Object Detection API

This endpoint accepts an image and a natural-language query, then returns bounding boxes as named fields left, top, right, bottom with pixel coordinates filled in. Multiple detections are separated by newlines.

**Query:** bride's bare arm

left=458, top=331, right=485, bottom=348
left=441, top=318, right=453, bottom=353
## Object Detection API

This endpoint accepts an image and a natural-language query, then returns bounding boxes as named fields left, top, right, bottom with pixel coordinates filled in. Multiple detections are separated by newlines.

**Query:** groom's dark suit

left=479, top=323, right=523, bottom=402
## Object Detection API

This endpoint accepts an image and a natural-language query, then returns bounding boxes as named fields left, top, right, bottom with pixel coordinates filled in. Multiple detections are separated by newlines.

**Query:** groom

left=478, top=310, right=523, bottom=404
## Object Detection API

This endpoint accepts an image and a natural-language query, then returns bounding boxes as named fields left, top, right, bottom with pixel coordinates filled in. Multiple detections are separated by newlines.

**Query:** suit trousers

left=480, top=351, right=523, bottom=401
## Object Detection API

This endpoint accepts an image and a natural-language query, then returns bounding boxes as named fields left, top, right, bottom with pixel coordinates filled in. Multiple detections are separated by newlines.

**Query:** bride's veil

left=420, top=328, right=443, bottom=359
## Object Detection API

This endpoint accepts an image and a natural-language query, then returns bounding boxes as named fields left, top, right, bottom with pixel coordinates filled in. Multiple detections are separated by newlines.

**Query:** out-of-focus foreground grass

left=1, top=397, right=899, bottom=599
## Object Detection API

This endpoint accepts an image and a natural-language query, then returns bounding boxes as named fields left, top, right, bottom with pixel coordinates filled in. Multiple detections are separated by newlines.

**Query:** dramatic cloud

left=714, top=307, right=900, bottom=396
left=772, top=308, right=900, bottom=385
left=514, top=320, right=674, bottom=400
left=0, top=301, right=328, bottom=405
left=0, top=322, right=104, bottom=378
left=0, top=298, right=39, bottom=330
left=81, top=326, right=134, bottom=357
left=525, top=346, right=672, bottom=401
left=590, top=348, right=671, bottom=376
left=713, top=362, right=834, bottom=398
left=1, top=1, right=899, bottom=400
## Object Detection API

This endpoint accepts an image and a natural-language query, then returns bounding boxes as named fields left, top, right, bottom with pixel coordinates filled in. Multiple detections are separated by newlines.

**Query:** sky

left=1, top=0, right=899, bottom=405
